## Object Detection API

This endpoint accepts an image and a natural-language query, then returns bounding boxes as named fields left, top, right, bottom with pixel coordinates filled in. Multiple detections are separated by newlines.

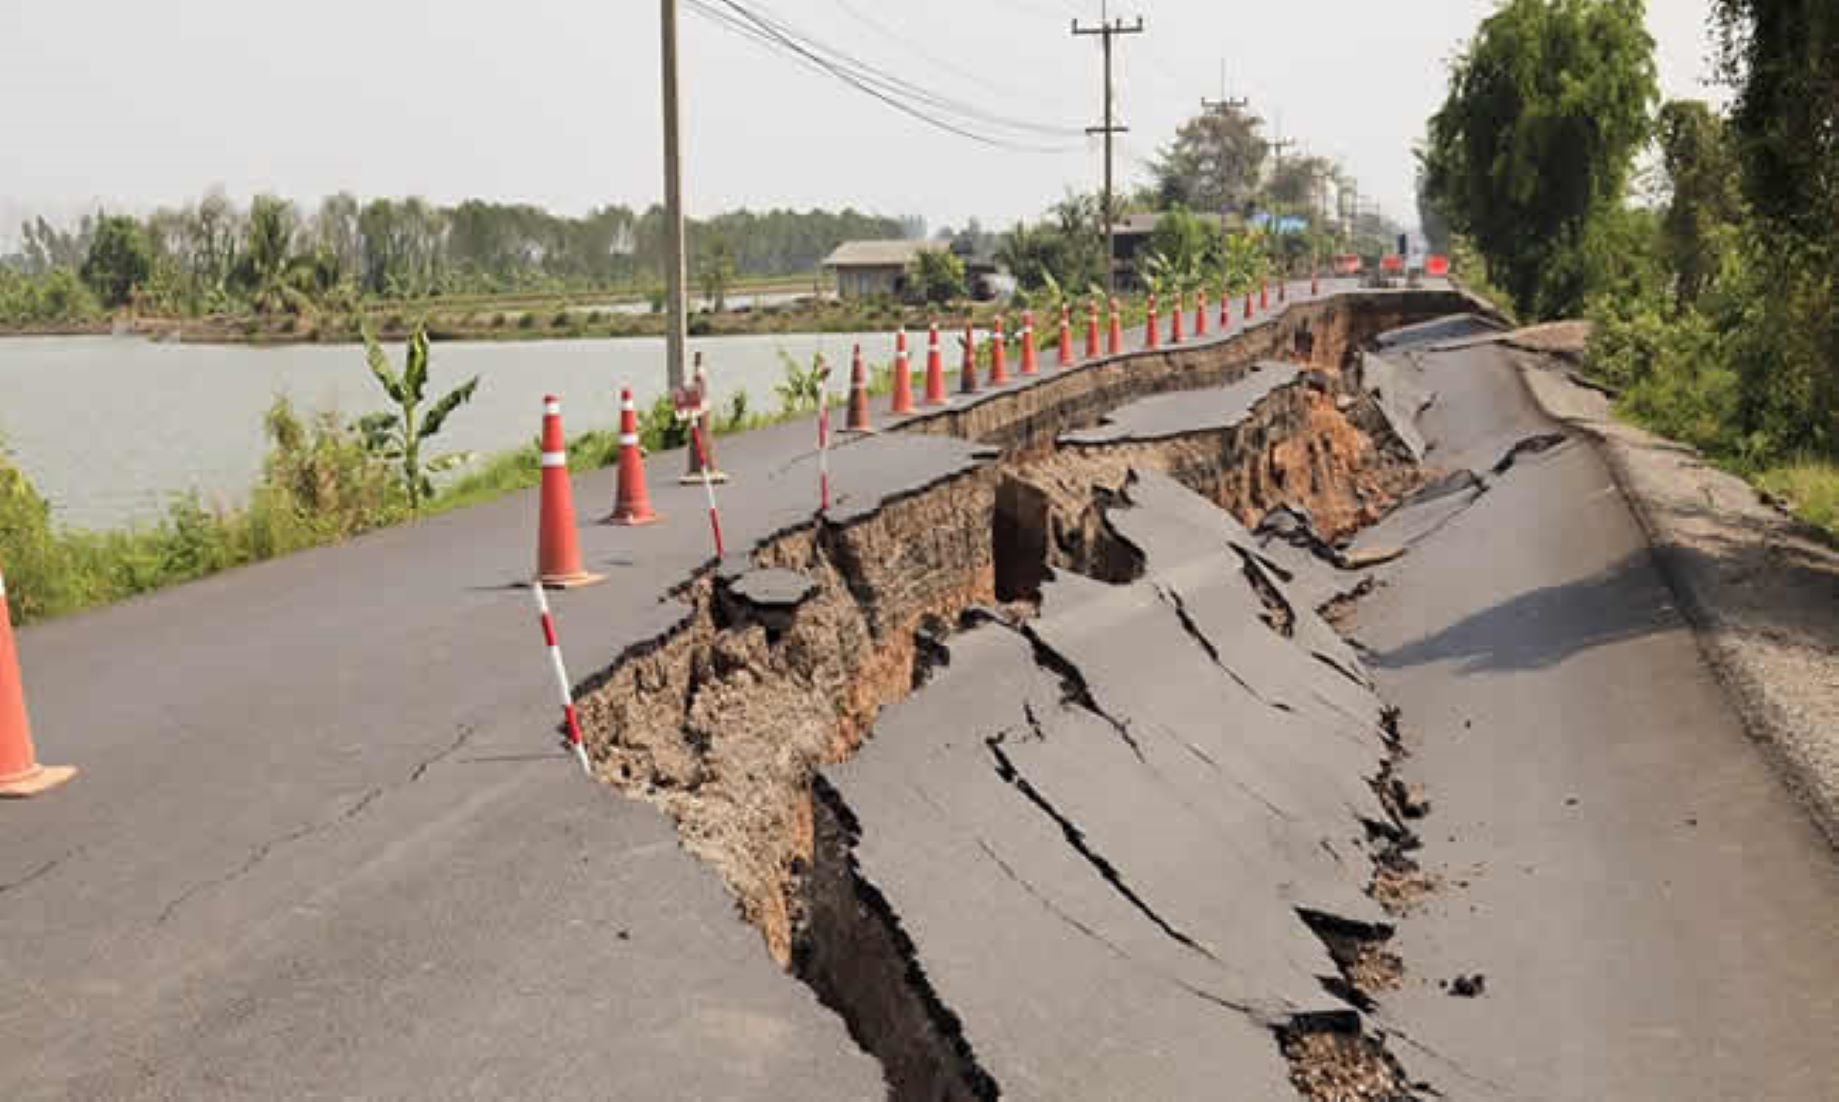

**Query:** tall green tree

left=236, top=195, right=309, bottom=314
left=1151, top=105, right=1267, bottom=214
left=696, top=233, right=736, bottom=311
left=1414, top=156, right=1454, bottom=255
left=1715, top=0, right=1837, bottom=244
left=80, top=215, right=154, bottom=308
left=1655, top=100, right=1742, bottom=308
left=1147, top=206, right=1218, bottom=275
left=1712, top=0, right=1839, bottom=453
left=907, top=249, right=966, bottom=304
left=1423, top=0, right=1658, bottom=317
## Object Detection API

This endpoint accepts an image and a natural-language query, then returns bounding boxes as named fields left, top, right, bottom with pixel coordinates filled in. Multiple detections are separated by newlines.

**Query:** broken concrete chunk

left=715, top=566, right=821, bottom=637
left=1256, top=504, right=1343, bottom=567
left=1358, top=351, right=1431, bottom=462
left=1490, top=431, right=1568, bottom=476
left=1339, top=545, right=1407, bottom=570
left=724, top=567, right=821, bottom=609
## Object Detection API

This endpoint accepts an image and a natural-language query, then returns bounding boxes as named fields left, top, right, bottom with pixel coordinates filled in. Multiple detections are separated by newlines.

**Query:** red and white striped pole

left=817, top=358, right=834, bottom=512
left=674, top=385, right=724, bottom=558
left=693, top=421, right=724, bottom=557
left=531, top=582, right=592, bottom=776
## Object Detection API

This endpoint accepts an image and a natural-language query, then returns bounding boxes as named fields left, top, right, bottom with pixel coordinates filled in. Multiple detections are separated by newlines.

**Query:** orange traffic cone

left=1219, top=285, right=1231, bottom=328
left=890, top=329, right=914, bottom=414
left=1107, top=298, right=1123, bottom=355
left=680, top=357, right=727, bottom=484
left=0, top=567, right=75, bottom=798
left=1195, top=288, right=1208, bottom=337
left=1260, top=279, right=1269, bottom=311
left=989, top=316, right=1009, bottom=386
left=537, top=396, right=604, bottom=589
left=1058, top=303, right=1074, bottom=368
left=845, top=343, right=875, bottom=433
left=1245, top=292, right=1255, bottom=321
left=1019, top=312, right=1039, bottom=376
left=959, top=318, right=980, bottom=395
left=1085, top=299, right=1101, bottom=360
left=1169, top=293, right=1184, bottom=344
left=1145, top=294, right=1160, bottom=350
left=606, top=387, right=659, bottom=526
left=923, top=321, right=948, bottom=406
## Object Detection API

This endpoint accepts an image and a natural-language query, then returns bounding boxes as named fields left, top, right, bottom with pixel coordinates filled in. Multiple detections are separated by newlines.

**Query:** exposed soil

left=1281, top=1027, right=1425, bottom=1102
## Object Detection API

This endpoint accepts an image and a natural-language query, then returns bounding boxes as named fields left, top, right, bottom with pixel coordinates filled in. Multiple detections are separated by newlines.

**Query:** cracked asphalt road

left=0, top=282, right=1360, bottom=1100
left=1355, top=337, right=1839, bottom=1101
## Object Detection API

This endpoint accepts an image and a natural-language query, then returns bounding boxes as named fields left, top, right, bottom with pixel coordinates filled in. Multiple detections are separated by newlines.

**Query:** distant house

left=1110, top=210, right=1238, bottom=287
left=822, top=239, right=948, bottom=300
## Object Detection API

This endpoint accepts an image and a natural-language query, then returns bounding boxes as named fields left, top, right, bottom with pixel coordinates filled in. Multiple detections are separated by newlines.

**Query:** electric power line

left=686, top=0, right=1084, bottom=152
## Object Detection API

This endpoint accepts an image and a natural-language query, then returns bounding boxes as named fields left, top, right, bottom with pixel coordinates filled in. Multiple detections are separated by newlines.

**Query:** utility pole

left=660, top=0, right=689, bottom=392
left=1267, top=129, right=1297, bottom=225
left=1201, top=80, right=1251, bottom=206
left=1072, top=8, right=1143, bottom=297
left=1338, top=176, right=1353, bottom=248
left=1265, top=125, right=1297, bottom=273
left=1200, top=92, right=1250, bottom=266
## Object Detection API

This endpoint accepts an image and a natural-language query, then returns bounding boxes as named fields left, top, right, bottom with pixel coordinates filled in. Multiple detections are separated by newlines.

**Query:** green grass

left=3, top=292, right=1187, bottom=626
left=2, top=401, right=405, bottom=625
left=1755, top=461, right=1839, bottom=539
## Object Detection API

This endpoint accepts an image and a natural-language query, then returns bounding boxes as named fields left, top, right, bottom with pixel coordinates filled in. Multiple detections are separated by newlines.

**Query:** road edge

left=1510, top=352, right=1839, bottom=849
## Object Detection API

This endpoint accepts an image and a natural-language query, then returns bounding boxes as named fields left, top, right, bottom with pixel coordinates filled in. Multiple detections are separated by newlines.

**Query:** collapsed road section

left=570, top=290, right=1487, bottom=1099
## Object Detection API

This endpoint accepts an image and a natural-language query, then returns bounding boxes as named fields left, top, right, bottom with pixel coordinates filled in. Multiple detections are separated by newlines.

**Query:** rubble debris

left=1340, top=545, right=1406, bottom=569
left=1448, top=973, right=1487, bottom=999
left=1319, top=577, right=1380, bottom=631
left=1257, top=503, right=1344, bottom=566
left=1390, top=778, right=1432, bottom=820
left=1280, top=1024, right=1427, bottom=1102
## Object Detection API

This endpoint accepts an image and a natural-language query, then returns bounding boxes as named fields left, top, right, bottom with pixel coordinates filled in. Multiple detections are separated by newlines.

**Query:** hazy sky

left=0, top=0, right=1722, bottom=242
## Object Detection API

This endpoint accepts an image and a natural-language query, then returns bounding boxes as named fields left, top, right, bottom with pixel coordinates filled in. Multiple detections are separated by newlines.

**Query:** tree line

left=1420, top=0, right=1837, bottom=481
left=0, top=194, right=915, bottom=323
left=991, top=101, right=1403, bottom=305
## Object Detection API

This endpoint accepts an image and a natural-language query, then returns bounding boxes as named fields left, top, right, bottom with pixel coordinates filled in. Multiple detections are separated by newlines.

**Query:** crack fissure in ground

left=986, top=732, right=1215, bottom=960
left=156, top=724, right=477, bottom=926
left=567, top=308, right=1464, bottom=1097
left=1011, top=622, right=1146, bottom=762
left=796, top=777, right=1001, bottom=1101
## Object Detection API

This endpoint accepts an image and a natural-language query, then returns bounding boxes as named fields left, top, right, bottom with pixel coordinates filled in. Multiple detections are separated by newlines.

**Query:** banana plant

left=358, top=322, right=479, bottom=512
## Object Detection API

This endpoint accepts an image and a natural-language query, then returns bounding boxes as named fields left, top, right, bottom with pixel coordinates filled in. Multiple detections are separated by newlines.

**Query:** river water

left=0, top=330, right=896, bottom=529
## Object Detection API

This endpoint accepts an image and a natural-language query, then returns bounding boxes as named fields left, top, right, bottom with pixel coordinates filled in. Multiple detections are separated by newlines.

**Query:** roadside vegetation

left=0, top=325, right=921, bottom=625
left=1421, top=0, right=1839, bottom=539
left=991, top=114, right=1407, bottom=311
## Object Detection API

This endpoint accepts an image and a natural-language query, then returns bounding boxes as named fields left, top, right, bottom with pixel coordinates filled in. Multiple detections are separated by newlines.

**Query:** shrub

left=639, top=393, right=689, bottom=453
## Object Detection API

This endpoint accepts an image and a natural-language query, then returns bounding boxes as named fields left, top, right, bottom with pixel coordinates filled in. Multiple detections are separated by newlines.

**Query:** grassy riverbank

left=0, top=294, right=1138, bottom=626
